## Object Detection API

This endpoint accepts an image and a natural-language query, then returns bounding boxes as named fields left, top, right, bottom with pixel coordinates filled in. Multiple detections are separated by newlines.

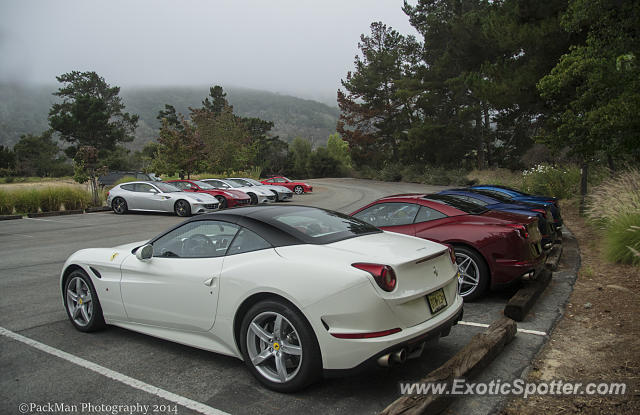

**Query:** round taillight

left=352, top=263, right=397, bottom=292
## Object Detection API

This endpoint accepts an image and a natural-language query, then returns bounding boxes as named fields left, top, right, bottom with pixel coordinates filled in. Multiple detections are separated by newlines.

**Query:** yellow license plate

left=427, top=288, right=447, bottom=314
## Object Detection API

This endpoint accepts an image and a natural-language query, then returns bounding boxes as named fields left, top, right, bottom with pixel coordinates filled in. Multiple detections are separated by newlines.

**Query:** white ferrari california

left=61, top=205, right=463, bottom=392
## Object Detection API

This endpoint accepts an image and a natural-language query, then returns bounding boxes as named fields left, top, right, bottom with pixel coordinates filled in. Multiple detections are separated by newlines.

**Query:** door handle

left=204, top=276, right=217, bottom=287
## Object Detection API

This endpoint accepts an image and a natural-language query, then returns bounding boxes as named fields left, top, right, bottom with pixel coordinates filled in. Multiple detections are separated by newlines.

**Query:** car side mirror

left=136, top=244, right=153, bottom=261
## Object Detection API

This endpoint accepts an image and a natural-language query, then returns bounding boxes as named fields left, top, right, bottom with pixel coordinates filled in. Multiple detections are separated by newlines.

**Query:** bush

left=61, top=187, right=91, bottom=210
left=0, top=190, right=14, bottom=214
left=604, top=212, right=640, bottom=265
left=587, top=169, right=640, bottom=223
left=521, top=164, right=581, bottom=199
left=40, top=187, right=65, bottom=212
left=13, top=189, right=41, bottom=213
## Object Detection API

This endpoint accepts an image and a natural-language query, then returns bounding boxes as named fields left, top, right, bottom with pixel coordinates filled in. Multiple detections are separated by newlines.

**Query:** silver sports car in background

left=226, top=177, right=293, bottom=202
left=201, top=178, right=276, bottom=205
left=107, top=181, right=220, bottom=217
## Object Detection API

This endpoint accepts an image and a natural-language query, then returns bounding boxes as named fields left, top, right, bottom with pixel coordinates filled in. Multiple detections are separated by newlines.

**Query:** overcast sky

left=0, top=0, right=417, bottom=103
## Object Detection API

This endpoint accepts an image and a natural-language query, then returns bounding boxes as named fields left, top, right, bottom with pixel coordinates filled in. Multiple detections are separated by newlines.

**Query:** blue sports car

left=469, top=185, right=563, bottom=228
left=438, top=189, right=555, bottom=249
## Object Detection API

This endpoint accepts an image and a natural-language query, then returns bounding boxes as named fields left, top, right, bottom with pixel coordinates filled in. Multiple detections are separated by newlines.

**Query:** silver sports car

left=107, top=181, right=220, bottom=217
left=226, top=177, right=293, bottom=202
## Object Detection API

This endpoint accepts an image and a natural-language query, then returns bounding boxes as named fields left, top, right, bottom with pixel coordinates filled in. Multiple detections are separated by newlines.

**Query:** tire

left=454, top=246, right=489, bottom=301
left=174, top=200, right=191, bottom=217
left=215, top=195, right=228, bottom=209
left=293, top=185, right=304, bottom=195
left=248, top=193, right=258, bottom=205
left=270, top=190, right=280, bottom=202
left=112, top=197, right=127, bottom=215
left=240, top=300, right=321, bottom=392
left=63, top=269, right=106, bottom=332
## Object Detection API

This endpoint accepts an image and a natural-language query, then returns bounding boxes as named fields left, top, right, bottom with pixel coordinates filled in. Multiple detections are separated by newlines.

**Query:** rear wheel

left=454, top=246, right=489, bottom=301
left=248, top=193, right=258, bottom=205
left=240, top=300, right=321, bottom=392
left=112, top=197, right=127, bottom=214
left=293, top=185, right=304, bottom=195
left=174, top=200, right=191, bottom=217
left=215, top=195, right=228, bottom=209
left=63, top=269, right=106, bottom=332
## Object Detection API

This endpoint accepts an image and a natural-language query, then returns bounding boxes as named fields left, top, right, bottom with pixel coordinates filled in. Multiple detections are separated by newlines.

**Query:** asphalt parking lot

left=0, top=178, right=576, bottom=415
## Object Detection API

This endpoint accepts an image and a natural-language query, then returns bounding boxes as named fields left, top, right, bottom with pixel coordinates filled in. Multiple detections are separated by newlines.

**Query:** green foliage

left=0, top=145, right=15, bottom=170
left=13, top=131, right=71, bottom=177
left=152, top=117, right=205, bottom=179
left=308, top=147, right=342, bottom=178
left=604, top=213, right=640, bottom=265
left=288, top=137, right=312, bottom=177
left=326, top=133, right=351, bottom=169
left=0, top=190, right=14, bottom=214
left=113, top=176, right=137, bottom=186
left=587, top=169, right=640, bottom=223
left=0, top=186, right=93, bottom=214
left=12, top=189, right=41, bottom=213
left=521, top=164, right=582, bottom=199
left=358, top=162, right=471, bottom=186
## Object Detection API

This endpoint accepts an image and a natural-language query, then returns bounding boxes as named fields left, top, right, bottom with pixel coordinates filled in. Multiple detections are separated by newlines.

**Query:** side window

left=227, top=228, right=271, bottom=255
left=464, top=196, right=488, bottom=206
left=414, top=206, right=447, bottom=223
left=120, top=184, right=135, bottom=191
left=275, top=178, right=285, bottom=183
left=353, top=202, right=420, bottom=227
left=135, top=183, right=156, bottom=193
left=152, top=221, right=240, bottom=258
left=172, top=181, right=188, bottom=190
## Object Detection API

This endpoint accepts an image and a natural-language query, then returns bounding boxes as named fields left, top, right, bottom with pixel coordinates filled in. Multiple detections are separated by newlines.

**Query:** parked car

left=60, top=205, right=463, bottom=392
left=201, top=178, right=276, bottom=205
left=226, top=177, right=293, bottom=202
left=166, top=179, right=251, bottom=209
left=261, top=176, right=313, bottom=194
left=438, top=189, right=555, bottom=250
left=470, top=185, right=563, bottom=228
left=107, top=181, right=219, bottom=217
left=98, top=171, right=159, bottom=187
left=351, top=194, right=545, bottom=300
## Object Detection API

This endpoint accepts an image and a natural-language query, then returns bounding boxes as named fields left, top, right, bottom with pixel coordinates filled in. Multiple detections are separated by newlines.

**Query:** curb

left=0, top=214, right=23, bottom=221
left=381, top=318, right=517, bottom=415
left=27, top=210, right=84, bottom=218
left=85, top=206, right=111, bottom=213
left=503, top=268, right=553, bottom=321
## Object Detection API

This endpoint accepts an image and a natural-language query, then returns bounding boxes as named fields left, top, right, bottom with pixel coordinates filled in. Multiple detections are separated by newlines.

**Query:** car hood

left=260, top=185, right=292, bottom=193
left=233, top=186, right=272, bottom=195
left=112, top=240, right=148, bottom=252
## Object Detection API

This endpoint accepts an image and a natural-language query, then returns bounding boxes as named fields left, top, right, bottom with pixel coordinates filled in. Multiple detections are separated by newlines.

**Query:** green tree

left=537, top=0, right=640, bottom=210
left=152, top=117, right=205, bottom=179
left=289, top=137, right=312, bottom=177
left=326, top=133, right=351, bottom=169
left=0, top=145, right=16, bottom=173
left=337, top=22, right=418, bottom=168
left=201, top=85, right=231, bottom=116
left=13, top=131, right=69, bottom=177
left=156, top=104, right=181, bottom=129
left=309, top=147, right=342, bottom=178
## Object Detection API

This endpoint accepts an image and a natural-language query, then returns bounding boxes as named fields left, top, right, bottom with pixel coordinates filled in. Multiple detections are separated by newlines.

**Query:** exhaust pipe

left=391, top=348, right=407, bottom=364
left=377, top=353, right=392, bottom=367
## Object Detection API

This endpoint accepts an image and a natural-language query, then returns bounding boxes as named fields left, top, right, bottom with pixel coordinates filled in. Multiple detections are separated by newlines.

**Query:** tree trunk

left=476, top=112, right=485, bottom=170
left=607, top=154, right=615, bottom=177
left=90, top=175, right=99, bottom=207
left=483, top=105, right=491, bottom=167
left=579, top=161, right=588, bottom=215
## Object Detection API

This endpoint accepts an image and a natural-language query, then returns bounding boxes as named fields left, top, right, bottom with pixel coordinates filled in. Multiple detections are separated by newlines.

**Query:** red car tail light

left=352, top=263, right=397, bottom=292
left=330, top=327, right=402, bottom=339
left=508, top=224, right=529, bottom=239
left=531, top=208, right=546, bottom=218
left=448, top=246, right=456, bottom=264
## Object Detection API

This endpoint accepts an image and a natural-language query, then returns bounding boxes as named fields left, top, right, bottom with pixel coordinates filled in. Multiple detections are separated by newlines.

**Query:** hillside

left=0, top=83, right=339, bottom=150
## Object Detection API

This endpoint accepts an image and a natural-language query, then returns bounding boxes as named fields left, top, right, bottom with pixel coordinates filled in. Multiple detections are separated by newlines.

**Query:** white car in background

left=60, top=205, right=463, bottom=392
left=201, top=178, right=275, bottom=205
left=227, top=177, right=293, bottom=202
left=107, top=181, right=219, bottom=217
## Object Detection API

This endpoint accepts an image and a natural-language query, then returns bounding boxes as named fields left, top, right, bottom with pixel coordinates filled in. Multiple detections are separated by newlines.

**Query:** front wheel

left=215, top=196, right=228, bottom=209
left=455, top=246, right=489, bottom=301
left=174, top=200, right=191, bottom=217
left=248, top=193, right=258, bottom=205
left=112, top=197, right=127, bottom=214
left=63, top=269, right=106, bottom=332
left=293, top=185, right=304, bottom=195
left=240, top=300, right=321, bottom=392
left=270, top=190, right=280, bottom=202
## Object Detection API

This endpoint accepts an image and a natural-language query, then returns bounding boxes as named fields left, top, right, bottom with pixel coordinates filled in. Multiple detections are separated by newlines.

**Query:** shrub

left=40, top=187, right=64, bottom=212
left=61, top=187, right=91, bottom=210
left=604, top=212, right=640, bottom=265
left=521, top=164, right=581, bottom=199
left=587, top=169, right=640, bottom=223
left=13, top=189, right=41, bottom=213
left=0, top=190, right=14, bottom=215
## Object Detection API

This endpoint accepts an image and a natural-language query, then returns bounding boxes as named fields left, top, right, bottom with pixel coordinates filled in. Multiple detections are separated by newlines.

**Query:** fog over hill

left=0, top=83, right=339, bottom=150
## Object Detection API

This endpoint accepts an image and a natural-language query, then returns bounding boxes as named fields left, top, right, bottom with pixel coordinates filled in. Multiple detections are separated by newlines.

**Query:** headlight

left=194, top=198, right=203, bottom=202
left=224, top=192, right=233, bottom=197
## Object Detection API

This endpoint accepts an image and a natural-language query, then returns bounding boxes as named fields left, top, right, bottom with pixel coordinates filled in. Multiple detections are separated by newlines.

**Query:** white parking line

left=458, top=320, right=547, bottom=337
left=0, top=326, right=230, bottom=415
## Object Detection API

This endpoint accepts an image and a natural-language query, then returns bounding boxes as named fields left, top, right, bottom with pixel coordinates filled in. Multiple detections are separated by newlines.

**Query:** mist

left=0, top=0, right=418, bottom=105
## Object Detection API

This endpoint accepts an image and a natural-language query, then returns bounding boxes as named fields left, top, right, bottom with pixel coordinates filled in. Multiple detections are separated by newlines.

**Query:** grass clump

left=604, top=213, right=640, bottom=265
left=13, top=189, right=41, bottom=214
left=0, top=190, right=14, bottom=214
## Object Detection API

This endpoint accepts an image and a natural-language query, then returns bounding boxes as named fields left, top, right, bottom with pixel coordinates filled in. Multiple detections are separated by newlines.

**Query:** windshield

left=423, top=194, right=488, bottom=214
left=227, top=178, right=252, bottom=187
left=260, top=207, right=381, bottom=244
left=154, top=182, right=181, bottom=193
left=244, top=178, right=263, bottom=186
left=193, top=180, right=216, bottom=190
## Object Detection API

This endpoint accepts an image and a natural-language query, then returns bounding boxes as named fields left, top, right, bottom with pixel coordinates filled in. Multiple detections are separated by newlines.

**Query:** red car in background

left=167, top=180, right=251, bottom=208
left=261, top=176, right=313, bottom=194
left=351, top=194, right=545, bottom=300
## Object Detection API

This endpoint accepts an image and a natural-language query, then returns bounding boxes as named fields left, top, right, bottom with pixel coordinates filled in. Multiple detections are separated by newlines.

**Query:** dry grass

left=586, top=169, right=640, bottom=223
left=466, top=168, right=522, bottom=188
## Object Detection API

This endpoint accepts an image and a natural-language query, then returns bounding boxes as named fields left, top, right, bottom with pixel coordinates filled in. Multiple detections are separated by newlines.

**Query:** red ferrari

left=351, top=194, right=545, bottom=300
left=167, top=180, right=251, bottom=208
left=261, top=176, right=313, bottom=194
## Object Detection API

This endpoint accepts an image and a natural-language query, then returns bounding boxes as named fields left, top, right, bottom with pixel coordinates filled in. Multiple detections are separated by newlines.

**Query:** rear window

left=423, top=194, right=488, bottom=214
left=471, top=189, right=513, bottom=203
left=263, top=207, right=381, bottom=244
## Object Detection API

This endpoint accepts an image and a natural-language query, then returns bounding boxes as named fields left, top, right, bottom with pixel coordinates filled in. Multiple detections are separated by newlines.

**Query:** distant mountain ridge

left=0, top=83, right=339, bottom=150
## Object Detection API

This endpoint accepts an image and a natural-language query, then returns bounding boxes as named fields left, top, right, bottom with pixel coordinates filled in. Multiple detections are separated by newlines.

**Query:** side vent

left=89, top=267, right=102, bottom=279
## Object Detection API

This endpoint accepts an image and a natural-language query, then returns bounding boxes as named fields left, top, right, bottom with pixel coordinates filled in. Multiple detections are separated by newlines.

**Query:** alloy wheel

left=66, top=276, right=93, bottom=327
left=456, top=253, right=480, bottom=297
